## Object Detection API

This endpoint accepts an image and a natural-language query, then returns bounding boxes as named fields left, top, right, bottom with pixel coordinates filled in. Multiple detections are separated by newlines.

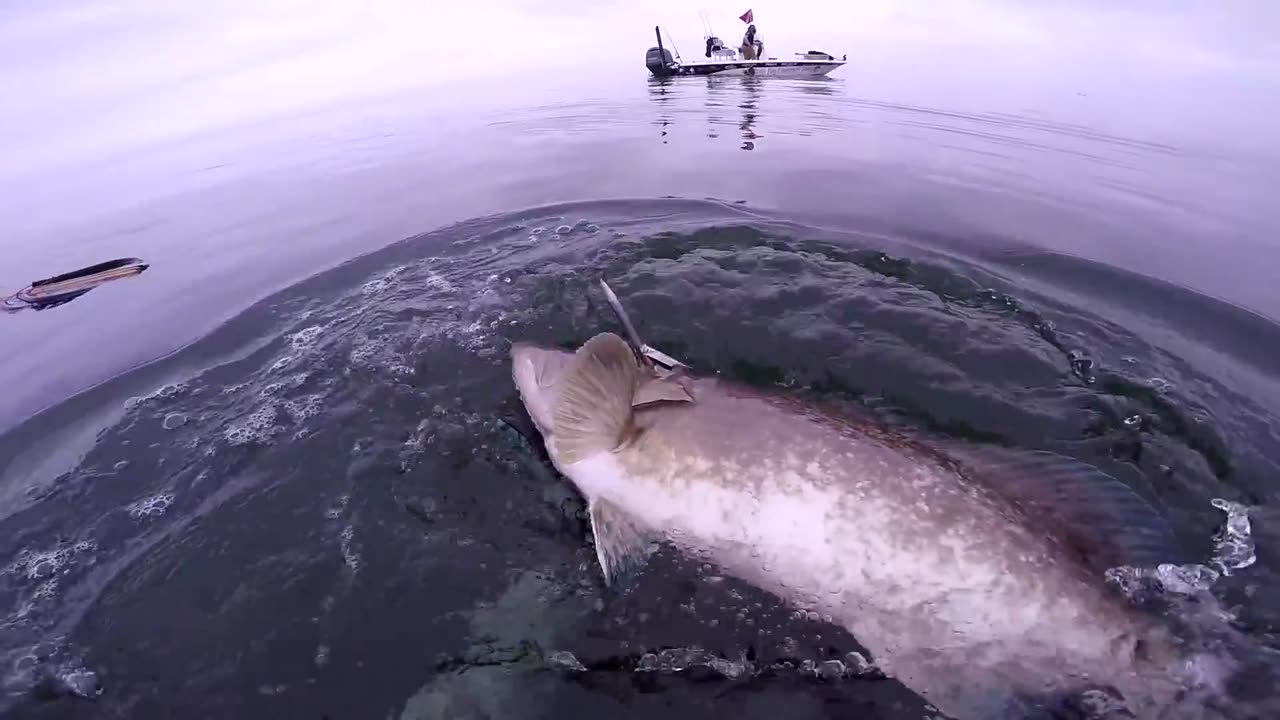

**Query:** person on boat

left=740, top=23, right=763, bottom=60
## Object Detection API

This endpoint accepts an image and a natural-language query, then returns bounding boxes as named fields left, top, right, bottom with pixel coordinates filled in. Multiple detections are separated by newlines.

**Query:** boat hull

left=655, top=60, right=844, bottom=78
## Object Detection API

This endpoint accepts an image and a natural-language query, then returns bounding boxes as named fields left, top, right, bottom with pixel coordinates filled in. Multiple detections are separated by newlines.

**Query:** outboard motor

left=645, top=46, right=675, bottom=76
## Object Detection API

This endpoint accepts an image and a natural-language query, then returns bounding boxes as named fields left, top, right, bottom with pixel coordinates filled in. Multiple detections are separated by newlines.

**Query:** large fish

left=508, top=295, right=1227, bottom=718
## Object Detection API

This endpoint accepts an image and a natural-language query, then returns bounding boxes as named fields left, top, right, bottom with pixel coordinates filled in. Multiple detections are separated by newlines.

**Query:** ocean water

left=2, top=3, right=1280, bottom=719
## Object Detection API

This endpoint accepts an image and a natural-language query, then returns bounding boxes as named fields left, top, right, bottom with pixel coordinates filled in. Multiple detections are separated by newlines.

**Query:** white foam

left=32, top=579, right=57, bottom=600
left=224, top=403, right=282, bottom=445
left=127, top=493, right=175, bottom=519
left=284, top=394, right=325, bottom=422
left=423, top=271, right=456, bottom=293
left=5, top=601, right=35, bottom=626
left=289, top=325, right=326, bottom=351
left=359, top=267, right=408, bottom=297
left=339, top=524, right=361, bottom=572
left=123, top=381, right=189, bottom=410
left=361, top=279, right=389, bottom=295
left=3, top=541, right=96, bottom=582
left=262, top=372, right=310, bottom=397
left=349, top=341, right=382, bottom=366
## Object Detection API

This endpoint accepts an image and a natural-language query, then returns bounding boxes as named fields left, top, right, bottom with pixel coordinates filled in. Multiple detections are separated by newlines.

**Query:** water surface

left=2, top=3, right=1280, bottom=718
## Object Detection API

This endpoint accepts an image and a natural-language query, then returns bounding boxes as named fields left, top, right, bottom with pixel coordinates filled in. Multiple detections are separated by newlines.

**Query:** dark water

left=4, top=12, right=1280, bottom=719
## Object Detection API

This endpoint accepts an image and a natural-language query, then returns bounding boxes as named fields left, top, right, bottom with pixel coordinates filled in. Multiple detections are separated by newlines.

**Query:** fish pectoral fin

left=632, top=376, right=694, bottom=408
left=947, top=445, right=1179, bottom=572
left=589, top=497, right=655, bottom=586
left=553, top=333, right=639, bottom=463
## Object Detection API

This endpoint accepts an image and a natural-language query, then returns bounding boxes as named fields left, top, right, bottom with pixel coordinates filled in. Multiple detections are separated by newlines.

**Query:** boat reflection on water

left=646, top=76, right=844, bottom=151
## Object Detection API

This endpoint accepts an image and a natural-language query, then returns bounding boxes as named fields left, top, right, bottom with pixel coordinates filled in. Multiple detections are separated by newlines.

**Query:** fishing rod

left=663, top=28, right=682, bottom=62
left=598, top=279, right=687, bottom=370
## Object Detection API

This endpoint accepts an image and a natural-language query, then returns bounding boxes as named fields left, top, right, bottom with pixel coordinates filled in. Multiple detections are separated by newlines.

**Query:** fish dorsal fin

left=553, top=333, right=639, bottom=464
left=632, top=376, right=694, bottom=408
left=589, top=497, right=656, bottom=586
left=946, top=445, right=1178, bottom=573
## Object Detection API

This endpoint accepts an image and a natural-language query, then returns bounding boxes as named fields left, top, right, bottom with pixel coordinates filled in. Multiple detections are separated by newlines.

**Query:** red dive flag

left=740, top=9, right=753, bottom=23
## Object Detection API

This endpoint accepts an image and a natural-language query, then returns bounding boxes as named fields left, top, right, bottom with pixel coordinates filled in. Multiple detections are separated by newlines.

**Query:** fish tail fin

left=553, top=333, right=640, bottom=463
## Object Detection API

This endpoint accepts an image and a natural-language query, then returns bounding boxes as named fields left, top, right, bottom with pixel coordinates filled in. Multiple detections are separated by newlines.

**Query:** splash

left=547, top=646, right=880, bottom=682
left=1106, top=498, right=1255, bottom=598
left=1207, top=498, right=1255, bottom=576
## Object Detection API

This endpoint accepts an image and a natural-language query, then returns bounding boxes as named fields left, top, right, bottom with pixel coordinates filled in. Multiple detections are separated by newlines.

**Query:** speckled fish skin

left=509, top=337, right=1214, bottom=719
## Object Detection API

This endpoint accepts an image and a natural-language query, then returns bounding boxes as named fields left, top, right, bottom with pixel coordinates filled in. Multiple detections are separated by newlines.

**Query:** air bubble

left=284, top=394, right=325, bottom=422
left=225, top=404, right=282, bottom=445
left=127, top=493, right=175, bottom=519
left=33, top=579, right=58, bottom=600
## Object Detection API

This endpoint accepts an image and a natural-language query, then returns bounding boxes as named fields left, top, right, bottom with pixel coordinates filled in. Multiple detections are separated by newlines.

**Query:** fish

left=508, top=301, right=1230, bottom=718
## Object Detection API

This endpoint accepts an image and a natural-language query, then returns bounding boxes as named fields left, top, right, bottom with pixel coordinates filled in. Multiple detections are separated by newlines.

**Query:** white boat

left=645, top=25, right=845, bottom=78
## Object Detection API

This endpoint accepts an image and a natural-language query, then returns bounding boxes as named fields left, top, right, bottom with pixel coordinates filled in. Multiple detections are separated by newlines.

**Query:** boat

left=645, top=25, right=845, bottom=78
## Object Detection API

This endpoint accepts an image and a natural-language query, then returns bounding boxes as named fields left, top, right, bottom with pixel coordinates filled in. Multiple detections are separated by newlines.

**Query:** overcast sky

left=0, top=0, right=1276, bottom=176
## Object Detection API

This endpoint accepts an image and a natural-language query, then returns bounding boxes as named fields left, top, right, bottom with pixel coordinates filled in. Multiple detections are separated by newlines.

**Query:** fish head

left=509, top=341, right=576, bottom=437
